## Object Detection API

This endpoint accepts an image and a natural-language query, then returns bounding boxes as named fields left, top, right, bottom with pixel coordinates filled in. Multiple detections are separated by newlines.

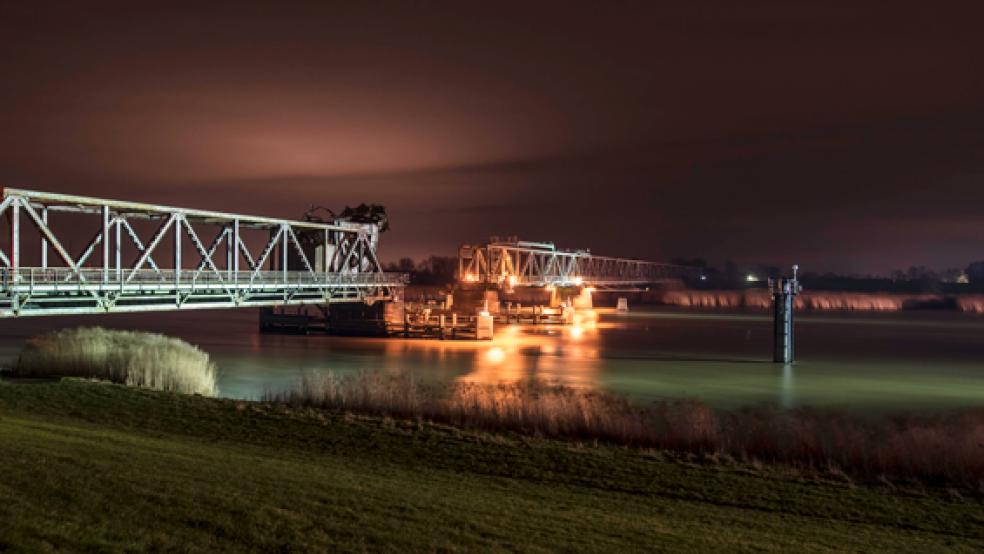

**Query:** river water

left=2, top=307, right=983, bottom=413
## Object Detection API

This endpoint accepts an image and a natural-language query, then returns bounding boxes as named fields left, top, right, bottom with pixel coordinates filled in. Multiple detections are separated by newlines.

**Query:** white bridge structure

left=0, top=188, right=406, bottom=316
left=458, top=238, right=695, bottom=288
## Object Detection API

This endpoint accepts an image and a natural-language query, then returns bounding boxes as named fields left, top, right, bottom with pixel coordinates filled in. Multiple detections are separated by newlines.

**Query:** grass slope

left=0, top=379, right=982, bottom=552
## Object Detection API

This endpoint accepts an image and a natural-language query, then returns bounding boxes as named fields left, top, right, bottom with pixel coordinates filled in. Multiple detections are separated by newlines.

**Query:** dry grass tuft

left=15, top=326, right=217, bottom=396
left=266, top=371, right=984, bottom=487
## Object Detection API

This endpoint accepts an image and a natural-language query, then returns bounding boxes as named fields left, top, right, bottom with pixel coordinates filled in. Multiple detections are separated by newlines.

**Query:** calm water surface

left=2, top=307, right=983, bottom=413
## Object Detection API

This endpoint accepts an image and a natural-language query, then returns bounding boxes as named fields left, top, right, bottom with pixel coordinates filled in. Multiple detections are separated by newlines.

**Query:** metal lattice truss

left=0, top=188, right=407, bottom=316
left=458, top=239, right=695, bottom=287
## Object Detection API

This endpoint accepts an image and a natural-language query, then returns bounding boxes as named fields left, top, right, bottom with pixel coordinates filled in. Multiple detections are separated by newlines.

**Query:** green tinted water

left=1, top=307, right=982, bottom=413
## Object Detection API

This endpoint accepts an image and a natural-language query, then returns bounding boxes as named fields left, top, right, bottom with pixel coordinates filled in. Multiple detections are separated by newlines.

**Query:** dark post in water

left=769, top=265, right=802, bottom=364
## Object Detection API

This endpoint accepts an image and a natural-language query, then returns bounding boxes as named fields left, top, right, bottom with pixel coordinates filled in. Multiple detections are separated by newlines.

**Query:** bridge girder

left=0, top=188, right=407, bottom=316
left=458, top=240, right=695, bottom=287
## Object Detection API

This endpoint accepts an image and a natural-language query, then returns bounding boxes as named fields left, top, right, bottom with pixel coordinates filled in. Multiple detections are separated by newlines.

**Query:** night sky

left=2, top=2, right=982, bottom=274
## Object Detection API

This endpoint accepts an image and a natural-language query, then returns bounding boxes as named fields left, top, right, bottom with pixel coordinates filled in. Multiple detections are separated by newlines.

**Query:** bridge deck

left=0, top=268, right=407, bottom=316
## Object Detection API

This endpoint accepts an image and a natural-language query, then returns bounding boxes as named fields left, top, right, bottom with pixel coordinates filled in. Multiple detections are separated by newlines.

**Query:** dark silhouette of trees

left=303, top=203, right=390, bottom=232
left=965, top=261, right=984, bottom=284
left=670, top=258, right=707, bottom=268
left=416, top=256, right=457, bottom=284
left=339, top=203, right=390, bottom=232
left=393, top=258, right=416, bottom=273
left=939, top=268, right=965, bottom=283
left=383, top=256, right=457, bottom=285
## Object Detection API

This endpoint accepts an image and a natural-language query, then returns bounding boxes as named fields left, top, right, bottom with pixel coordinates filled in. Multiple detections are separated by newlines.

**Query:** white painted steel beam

left=0, top=188, right=406, bottom=316
left=457, top=239, right=696, bottom=287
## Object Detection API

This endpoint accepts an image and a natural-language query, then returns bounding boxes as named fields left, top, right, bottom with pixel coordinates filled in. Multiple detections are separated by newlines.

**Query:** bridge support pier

left=476, top=311, right=494, bottom=340
left=572, top=287, right=593, bottom=309
left=482, top=290, right=500, bottom=314
left=561, top=305, right=575, bottom=325
left=548, top=287, right=561, bottom=308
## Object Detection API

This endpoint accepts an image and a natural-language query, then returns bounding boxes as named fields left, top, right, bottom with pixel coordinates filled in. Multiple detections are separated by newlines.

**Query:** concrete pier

left=476, top=312, right=494, bottom=340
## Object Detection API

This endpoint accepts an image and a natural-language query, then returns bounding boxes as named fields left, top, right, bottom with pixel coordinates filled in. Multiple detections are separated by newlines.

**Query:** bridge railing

left=0, top=267, right=408, bottom=290
left=505, top=275, right=675, bottom=287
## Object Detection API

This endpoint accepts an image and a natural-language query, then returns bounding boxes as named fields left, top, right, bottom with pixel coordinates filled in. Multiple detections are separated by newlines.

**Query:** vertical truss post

left=40, top=207, right=48, bottom=270
left=174, top=215, right=182, bottom=285
left=115, top=218, right=121, bottom=282
left=232, top=219, right=239, bottom=285
left=226, top=225, right=233, bottom=279
left=269, top=227, right=277, bottom=272
left=356, top=235, right=364, bottom=274
left=323, top=228, right=329, bottom=277
left=102, top=205, right=110, bottom=282
left=11, top=198, right=19, bottom=278
left=282, top=224, right=288, bottom=284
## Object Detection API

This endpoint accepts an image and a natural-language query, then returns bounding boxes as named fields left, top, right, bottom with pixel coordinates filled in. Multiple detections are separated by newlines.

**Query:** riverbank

left=1, top=379, right=981, bottom=551
left=650, top=289, right=984, bottom=312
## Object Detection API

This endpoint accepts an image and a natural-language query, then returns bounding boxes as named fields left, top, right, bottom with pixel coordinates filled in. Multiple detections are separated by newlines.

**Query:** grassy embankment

left=1, top=378, right=983, bottom=552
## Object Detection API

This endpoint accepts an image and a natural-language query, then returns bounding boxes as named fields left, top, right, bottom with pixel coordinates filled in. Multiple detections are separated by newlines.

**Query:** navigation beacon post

left=769, top=265, right=802, bottom=364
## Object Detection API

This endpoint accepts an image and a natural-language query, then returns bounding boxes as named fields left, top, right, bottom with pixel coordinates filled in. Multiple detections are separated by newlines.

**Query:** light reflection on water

left=462, top=320, right=600, bottom=389
left=0, top=307, right=983, bottom=413
left=781, top=364, right=795, bottom=409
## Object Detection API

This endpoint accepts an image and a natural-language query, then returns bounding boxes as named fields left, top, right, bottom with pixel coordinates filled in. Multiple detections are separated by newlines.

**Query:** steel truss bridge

left=0, top=188, right=406, bottom=317
left=458, top=239, right=696, bottom=288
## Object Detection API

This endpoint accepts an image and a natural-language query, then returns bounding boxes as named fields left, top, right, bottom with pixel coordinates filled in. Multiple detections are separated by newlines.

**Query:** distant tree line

left=672, top=258, right=984, bottom=293
left=383, top=256, right=457, bottom=286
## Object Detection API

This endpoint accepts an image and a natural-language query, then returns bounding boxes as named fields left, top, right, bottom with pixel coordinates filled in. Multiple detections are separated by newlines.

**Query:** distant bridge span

left=458, top=238, right=696, bottom=288
left=0, top=188, right=406, bottom=317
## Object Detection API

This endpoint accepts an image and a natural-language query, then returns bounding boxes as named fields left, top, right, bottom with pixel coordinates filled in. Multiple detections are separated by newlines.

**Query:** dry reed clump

left=15, top=326, right=217, bottom=396
left=957, top=295, right=984, bottom=313
left=266, top=371, right=984, bottom=487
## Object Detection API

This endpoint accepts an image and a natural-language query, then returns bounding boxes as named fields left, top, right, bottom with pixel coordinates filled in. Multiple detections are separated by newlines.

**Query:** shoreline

left=622, top=289, right=984, bottom=313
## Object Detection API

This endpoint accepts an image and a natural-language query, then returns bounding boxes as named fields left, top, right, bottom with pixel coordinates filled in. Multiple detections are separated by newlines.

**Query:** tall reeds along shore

left=15, top=326, right=217, bottom=396
left=267, top=371, right=984, bottom=487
